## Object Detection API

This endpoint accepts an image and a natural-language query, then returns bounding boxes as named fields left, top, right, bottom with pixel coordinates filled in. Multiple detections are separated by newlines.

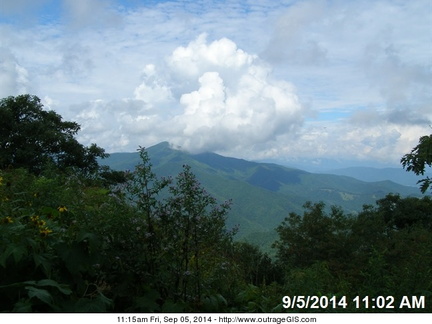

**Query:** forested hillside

left=102, top=142, right=423, bottom=243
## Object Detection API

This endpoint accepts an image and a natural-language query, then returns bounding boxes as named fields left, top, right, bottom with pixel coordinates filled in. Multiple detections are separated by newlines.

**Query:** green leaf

left=55, top=242, right=92, bottom=275
left=39, top=206, right=60, bottom=218
left=0, top=245, right=27, bottom=267
left=73, top=293, right=113, bottom=312
left=26, top=286, right=53, bottom=305
left=13, top=299, right=33, bottom=312
left=33, top=254, right=52, bottom=276
left=0, top=281, right=36, bottom=290
left=36, top=279, right=72, bottom=295
left=202, top=294, right=227, bottom=312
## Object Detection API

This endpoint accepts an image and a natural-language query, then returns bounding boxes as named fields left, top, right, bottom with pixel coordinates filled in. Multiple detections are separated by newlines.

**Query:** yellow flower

left=39, top=227, right=53, bottom=236
left=30, top=215, right=40, bottom=222
left=37, top=220, right=46, bottom=227
left=57, top=206, right=67, bottom=213
left=2, top=216, right=13, bottom=224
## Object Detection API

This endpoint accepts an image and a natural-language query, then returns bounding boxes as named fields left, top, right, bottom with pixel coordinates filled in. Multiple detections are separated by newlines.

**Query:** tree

left=161, top=164, right=234, bottom=303
left=272, top=197, right=432, bottom=309
left=374, top=193, right=432, bottom=230
left=356, top=194, right=432, bottom=297
left=273, top=202, right=354, bottom=272
left=401, top=134, right=432, bottom=193
left=121, top=149, right=237, bottom=309
left=0, top=94, right=107, bottom=174
left=231, top=242, right=280, bottom=286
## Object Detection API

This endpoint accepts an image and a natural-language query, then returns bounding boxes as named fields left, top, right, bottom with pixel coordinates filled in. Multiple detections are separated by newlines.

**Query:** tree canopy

left=401, top=133, right=432, bottom=193
left=0, top=94, right=107, bottom=174
left=273, top=194, right=432, bottom=304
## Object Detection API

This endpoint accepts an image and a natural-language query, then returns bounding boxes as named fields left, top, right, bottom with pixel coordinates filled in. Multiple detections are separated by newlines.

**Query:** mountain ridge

left=322, top=166, right=430, bottom=187
left=101, top=142, right=423, bottom=244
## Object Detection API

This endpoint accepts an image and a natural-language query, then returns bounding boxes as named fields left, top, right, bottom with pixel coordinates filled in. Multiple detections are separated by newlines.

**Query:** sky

left=1, top=0, right=431, bottom=169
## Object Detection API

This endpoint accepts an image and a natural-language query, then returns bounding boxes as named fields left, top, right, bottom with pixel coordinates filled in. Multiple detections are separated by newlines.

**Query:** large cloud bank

left=72, top=34, right=305, bottom=155
left=1, top=0, right=431, bottom=165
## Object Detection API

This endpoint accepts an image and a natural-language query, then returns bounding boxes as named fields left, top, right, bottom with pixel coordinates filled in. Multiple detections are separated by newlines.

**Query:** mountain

left=321, top=166, right=429, bottom=187
left=258, top=157, right=401, bottom=173
left=101, top=142, right=423, bottom=247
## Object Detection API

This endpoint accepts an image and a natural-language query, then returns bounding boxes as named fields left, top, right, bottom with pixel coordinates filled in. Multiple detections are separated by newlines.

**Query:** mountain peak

left=148, top=141, right=171, bottom=150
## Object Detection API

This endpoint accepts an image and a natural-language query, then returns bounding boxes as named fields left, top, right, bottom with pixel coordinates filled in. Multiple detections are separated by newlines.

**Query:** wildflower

left=30, top=215, right=48, bottom=229
left=30, top=215, right=40, bottom=223
left=57, top=205, right=67, bottom=213
left=39, top=227, right=53, bottom=237
left=37, top=219, right=46, bottom=227
left=1, top=216, right=13, bottom=224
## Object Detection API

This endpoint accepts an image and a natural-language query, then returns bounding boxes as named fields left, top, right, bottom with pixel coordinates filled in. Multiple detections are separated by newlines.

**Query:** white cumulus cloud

left=71, top=34, right=306, bottom=155
left=163, top=35, right=304, bottom=153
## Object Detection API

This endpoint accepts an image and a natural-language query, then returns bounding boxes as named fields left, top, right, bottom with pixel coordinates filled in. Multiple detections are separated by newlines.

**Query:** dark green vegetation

left=401, top=134, right=432, bottom=193
left=1, top=95, right=431, bottom=312
left=0, top=95, right=107, bottom=175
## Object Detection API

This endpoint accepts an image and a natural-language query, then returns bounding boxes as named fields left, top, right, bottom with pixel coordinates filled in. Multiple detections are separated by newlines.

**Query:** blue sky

left=1, top=0, right=431, bottom=168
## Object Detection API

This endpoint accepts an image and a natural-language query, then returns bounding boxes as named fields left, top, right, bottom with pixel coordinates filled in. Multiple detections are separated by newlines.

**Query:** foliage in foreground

left=0, top=150, right=238, bottom=311
left=1, top=149, right=431, bottom=312
left=401, top=133, right=432, bottom=193
left=274, top=196, right=432, bottom=311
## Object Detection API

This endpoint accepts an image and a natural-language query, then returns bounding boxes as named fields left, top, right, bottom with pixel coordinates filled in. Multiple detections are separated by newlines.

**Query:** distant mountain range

left=100, top=142, right=424, bottom=248
left=321, top=166, right=429, bottom=187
